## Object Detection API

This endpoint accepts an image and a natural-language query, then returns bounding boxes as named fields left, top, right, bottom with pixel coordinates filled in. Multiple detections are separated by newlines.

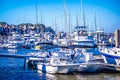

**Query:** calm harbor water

left=0, top=48, right=120, bottom=80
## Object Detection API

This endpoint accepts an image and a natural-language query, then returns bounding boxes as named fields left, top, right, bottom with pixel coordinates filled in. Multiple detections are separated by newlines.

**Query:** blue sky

left=0, top=0, right=120, bottom=33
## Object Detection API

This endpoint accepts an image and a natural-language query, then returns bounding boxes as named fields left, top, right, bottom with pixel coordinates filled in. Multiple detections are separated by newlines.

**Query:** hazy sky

left=0, top=0, right=120, bottom=33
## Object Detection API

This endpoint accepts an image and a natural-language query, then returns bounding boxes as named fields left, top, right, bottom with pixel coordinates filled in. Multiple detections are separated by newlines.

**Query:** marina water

left=0, top=48, right=120, bottom=80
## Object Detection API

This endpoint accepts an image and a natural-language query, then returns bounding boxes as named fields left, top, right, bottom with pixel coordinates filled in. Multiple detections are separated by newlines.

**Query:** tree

left=36, top=23, right=45, bottom=32
left=45, top=26, right=55, bottom=34
left=0, top=22, right=7, bottom=26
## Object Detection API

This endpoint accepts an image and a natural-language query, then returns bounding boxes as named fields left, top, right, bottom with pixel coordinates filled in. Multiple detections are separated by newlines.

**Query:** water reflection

left=37, top=70, right=58, bottom=80
left=37, top=70, right=120, bottom=80
left=74, top=73, right=104, bottom=80
left=74, top=73, right=120, bottom=80
left=38, top=70, right=77, bottom=80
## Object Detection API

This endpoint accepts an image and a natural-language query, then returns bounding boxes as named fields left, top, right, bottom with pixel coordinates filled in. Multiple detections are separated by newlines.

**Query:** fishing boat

left=70, top=0, right=96, bottom=48
left=99, top=47, right=120, bottom=71
left=70, top=26, right=96, bottom=48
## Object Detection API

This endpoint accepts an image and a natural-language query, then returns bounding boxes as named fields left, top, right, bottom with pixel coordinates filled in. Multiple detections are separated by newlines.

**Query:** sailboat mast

left=54, top=9, right=57, bottom=33
left=83, top=12, right=86, bottom=27
left=40, top=9, right=42, bottom=24
left=69, top=13, right=71, bottom=34
left=63, top=0, right=67, bottom=32
left=36, top=3, right=38, bottom=27
left=94, top=10, right=97, bottom=31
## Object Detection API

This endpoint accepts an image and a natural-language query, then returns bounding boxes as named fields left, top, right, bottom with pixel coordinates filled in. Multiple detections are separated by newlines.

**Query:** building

left=114, top=29, right=120, bottom=47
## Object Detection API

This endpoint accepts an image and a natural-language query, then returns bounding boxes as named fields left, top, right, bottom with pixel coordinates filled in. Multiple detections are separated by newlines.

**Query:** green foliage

left=0, top=22, right=7, bottom=26
left=19, top=23, right=33, bottom=26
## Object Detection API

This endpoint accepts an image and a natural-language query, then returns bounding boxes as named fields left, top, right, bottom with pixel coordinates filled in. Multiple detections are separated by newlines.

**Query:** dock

left=0, top=53, right=45, bottom=68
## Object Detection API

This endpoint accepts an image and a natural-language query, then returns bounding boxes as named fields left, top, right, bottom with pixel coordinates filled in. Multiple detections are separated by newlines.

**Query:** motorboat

left=28, top=47, right=79, bottom=74
left=99, top=47, right=120, bottom=71
left=36, top=56, right=79, bottom=74
left=74, top=48, right=103, bottom=72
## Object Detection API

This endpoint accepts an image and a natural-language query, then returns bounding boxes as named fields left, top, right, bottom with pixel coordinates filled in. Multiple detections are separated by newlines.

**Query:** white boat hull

left=72, top=42, right=95, bottom=47
left=37, top=63, right=79, bottom=74
left=75, top=63, right=103, bottom=72
left=100, top=48, right=120, bottom=71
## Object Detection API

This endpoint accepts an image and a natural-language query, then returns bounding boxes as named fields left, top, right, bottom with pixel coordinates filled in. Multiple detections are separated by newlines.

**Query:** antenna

left=80, top=0, right=83, bottom=25
left=80, top=0, right=86, bottom=32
